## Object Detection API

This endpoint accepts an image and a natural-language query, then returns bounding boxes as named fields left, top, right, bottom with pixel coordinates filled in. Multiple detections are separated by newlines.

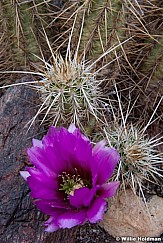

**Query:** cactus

left=0, top=0, right=53, bottom=68
left=97, top=86, right=163, bottom=202
left=1, top=0, right=163, bottom=126
left=1, top=1, right=32, bottom=65
left=50, top=0, right=126, bottom=61
left=27, top=50, right=105, bottom=131
left=104, top=123, right=163, bottom=196
left=1, top=0, right=162, bottom=121
left=107, top=0, right=163, bottom=121
left=77, top=0, right=124, bottom=59
left=140, top=38, right=163, bottom=103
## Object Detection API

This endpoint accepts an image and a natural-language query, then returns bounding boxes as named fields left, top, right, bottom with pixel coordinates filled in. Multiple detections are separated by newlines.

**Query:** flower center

left=59, top=172, right=84, bottom=196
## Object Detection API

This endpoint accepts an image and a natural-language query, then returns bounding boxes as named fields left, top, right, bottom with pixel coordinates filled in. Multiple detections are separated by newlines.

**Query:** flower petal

left=35, top=200, right=68, bottom=216
left=58, top=127, right=92, bottom=172
left=83, top=187, right=97, bottom=207
left=99, top=181, right=120, bottom=198
left=42, top=146, right=67, bottom=174
left=46, top=126, right=92, bottom=175
left=42, top=127, right=75, bottom=150
left=26, top=169, right=62, bottom=201
left=42, top=126, right=59, bottom=147
left=87, top=197, right=107, bottom=223
left=92, top=140, right=106, bottom=154
left=30, top=187, right=62, bottom=201
left=69, top=187, right=97, bottom=208
left=32, top=138, right=43, bottom=148
left=72, top=137, right=92, bottom=176
left=57, top=210, right=87, bottom=229
left=28, top=126, right=93, bottom=177
left=68, top=123, right=90, bottom=142
left=44, top=217, right=59, bottom=232
left=45, top=220, right=59, bottom=232
left=68, top=123, right=76, bottom=133
left=92, top=145, right=120, bottom=185
left=26, top=167, right=58, bottom=189
left=27, top=147, right=55, bottom=176
left=35, top=200, right=56, bottom=215
left=20, top=171, right=30, bottom=181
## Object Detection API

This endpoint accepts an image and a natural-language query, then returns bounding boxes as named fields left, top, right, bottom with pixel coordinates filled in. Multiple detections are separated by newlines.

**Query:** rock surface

left=101, top=189, right=163, bottom=241
left=0, top=77, right=46, bottom=242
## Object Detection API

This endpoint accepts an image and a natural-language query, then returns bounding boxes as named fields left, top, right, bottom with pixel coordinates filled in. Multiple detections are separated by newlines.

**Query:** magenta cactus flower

left=20, top=124, right=120, bottom=232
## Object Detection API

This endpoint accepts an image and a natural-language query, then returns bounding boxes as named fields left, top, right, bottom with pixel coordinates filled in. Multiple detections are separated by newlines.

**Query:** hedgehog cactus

left=0, top=0, right=52, bottom=67
left=77, top=0, right=124, bottom=59
left=1, top=0, right=163, bottom=123
left=104, top=123, right=163, bottom=194
left=1, top=1, right=31, bottom=65
left=31, top=52, right=104, bottom=130
left=49, top=0, right=163, bottom=121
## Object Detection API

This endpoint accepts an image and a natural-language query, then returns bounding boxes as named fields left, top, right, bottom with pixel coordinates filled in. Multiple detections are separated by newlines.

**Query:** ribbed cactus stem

left=141, top=38, right=163, bottom=93
left=2, top=1, right=24, bottom=64
left=18, top=2, right=40, bottom=63
left=78, top=0, right=123, bottom=59
left=1, top=1, right=41, bottom=66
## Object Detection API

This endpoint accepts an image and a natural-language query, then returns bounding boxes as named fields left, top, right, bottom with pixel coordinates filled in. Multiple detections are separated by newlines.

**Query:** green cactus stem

left=140, top=38, right=163, bottom=94
left=76, top=0, right=125, bottom=60
left=1, top=1, right=43, bottom=66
